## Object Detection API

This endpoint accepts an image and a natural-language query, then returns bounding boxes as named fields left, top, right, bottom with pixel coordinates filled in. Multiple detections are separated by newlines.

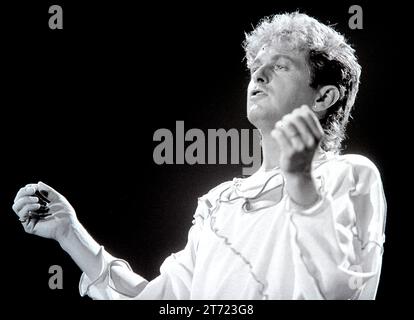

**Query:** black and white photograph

left=1, top=0, right=410, bottom=315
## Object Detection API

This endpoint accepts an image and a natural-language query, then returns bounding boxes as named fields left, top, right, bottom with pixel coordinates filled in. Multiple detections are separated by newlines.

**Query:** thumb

left=37, top=181, right=60, bottom=202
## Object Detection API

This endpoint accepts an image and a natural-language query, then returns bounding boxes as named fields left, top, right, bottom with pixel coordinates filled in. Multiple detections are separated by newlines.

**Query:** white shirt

left=79, top=151, right=386, bottom=300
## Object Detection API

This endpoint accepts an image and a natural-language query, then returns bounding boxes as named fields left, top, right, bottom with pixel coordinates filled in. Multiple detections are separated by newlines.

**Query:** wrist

left=284, top=171, right=314, bottom=188
left=284, top=171, right=320, bottom=208
left=56, top=217, right=104, bottom=281
left=57, top=217, right=82, bottom=249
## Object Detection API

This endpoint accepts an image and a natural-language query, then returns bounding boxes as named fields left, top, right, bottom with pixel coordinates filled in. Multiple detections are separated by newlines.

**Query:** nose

left=252, top=65, right=270, bottom=84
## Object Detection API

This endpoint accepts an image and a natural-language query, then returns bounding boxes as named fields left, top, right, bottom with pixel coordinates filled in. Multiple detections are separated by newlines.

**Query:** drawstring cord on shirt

left=206, top=171, right=286, bottom=300
left=219, top=171, right=285, bottom=213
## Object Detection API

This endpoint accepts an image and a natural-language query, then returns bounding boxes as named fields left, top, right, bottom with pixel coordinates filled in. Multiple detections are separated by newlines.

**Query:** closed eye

left=250, top=66, right=260, bottom=75
left=273, top=64, right=288, bottom=71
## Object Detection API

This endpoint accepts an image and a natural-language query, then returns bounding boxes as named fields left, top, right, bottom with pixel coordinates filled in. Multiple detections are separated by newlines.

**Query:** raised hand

left=12, top=181, right=78, bottom=241
left=271, top=104, right=324, bottom=175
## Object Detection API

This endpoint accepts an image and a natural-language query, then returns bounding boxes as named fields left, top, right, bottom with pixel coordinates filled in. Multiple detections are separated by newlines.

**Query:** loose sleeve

left=79, top=197, right=208, bottom=300
left=286, top=155, right=387, bottom=300
left=79, top=246, right=148, bottom=299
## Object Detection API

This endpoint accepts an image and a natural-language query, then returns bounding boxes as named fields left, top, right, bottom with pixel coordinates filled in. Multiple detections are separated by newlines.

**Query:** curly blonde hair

left=244, top=12, right=361, bottom=154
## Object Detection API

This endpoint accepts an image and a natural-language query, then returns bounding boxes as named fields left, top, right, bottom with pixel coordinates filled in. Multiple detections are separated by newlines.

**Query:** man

left=12, top=12, right=386, bottom=299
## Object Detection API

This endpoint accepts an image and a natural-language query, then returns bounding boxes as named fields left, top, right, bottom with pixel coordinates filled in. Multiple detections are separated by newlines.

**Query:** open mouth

left=251, top=89, right=267, bottom=97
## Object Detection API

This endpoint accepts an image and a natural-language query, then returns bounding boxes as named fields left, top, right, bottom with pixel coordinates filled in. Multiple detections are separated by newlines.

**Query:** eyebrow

left=250, top=54, right=298, bottom=69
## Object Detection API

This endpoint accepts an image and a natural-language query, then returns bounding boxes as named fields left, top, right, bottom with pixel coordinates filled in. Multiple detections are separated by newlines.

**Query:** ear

left=312, top=85, right=340, bottom=112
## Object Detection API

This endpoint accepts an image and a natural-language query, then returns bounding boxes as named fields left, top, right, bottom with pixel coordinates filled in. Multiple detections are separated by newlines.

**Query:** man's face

left=247, top=42, right=317, bottom=133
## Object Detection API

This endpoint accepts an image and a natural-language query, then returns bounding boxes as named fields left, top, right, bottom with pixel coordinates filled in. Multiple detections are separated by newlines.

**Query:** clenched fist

left=12, top=182, right=78, bottom=241
left=271, top=104, right=324, bottom=175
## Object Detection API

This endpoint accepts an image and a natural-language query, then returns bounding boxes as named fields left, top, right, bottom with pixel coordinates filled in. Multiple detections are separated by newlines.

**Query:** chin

left=247, top=103, right=262, bottom=123
left=247, top=104, right=278, bottom=131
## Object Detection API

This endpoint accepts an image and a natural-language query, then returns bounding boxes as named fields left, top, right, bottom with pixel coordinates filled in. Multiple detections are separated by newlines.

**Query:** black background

left=0, top=0, right=411, bottom=309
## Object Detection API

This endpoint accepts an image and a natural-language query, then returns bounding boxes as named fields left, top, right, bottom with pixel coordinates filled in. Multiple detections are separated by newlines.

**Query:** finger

left=286, top=132, right=305, bottom=151
left=23, top=217, right=37, bottom=233
left=279, top=115, right=306, bottom=151
left=300, top=105, right=324, bottom=139
left=291, top=113, right=317, bottom=148
left=279, top=114, right=299, bottom=139
left=12, top=196, right=39, bottom=214
left=14, top=184, right=37, bottom=203
left=18, top=203, right=41, bottom=220
left=272, top=124, right=292, bottom=151
left=37, top=181, right=59, bottom=202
